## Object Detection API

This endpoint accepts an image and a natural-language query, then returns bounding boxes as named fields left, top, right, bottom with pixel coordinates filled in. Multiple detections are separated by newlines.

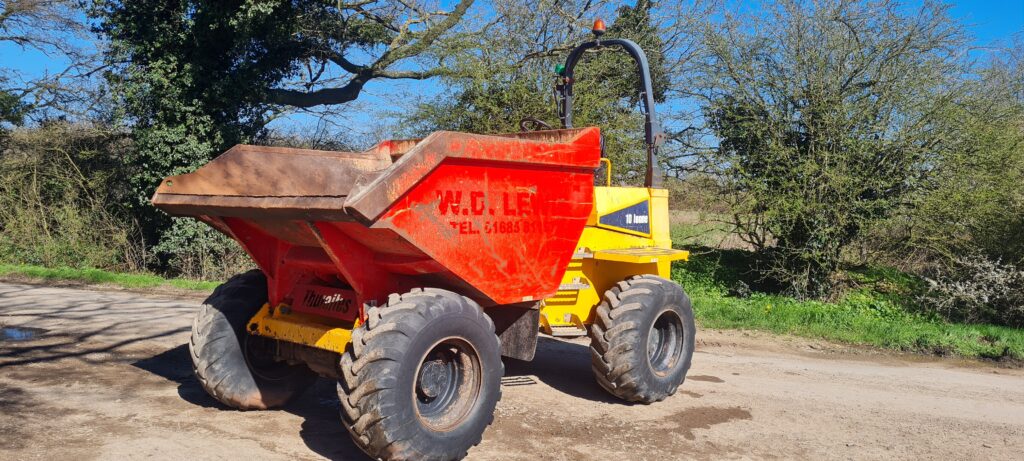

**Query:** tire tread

left=586, top=275, right=695, bottom=403
left=338, top=289, right=503, bottom=461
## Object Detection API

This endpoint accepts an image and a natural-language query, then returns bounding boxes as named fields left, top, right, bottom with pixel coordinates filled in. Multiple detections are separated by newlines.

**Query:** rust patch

left=153, top=144, right=390, bottom=198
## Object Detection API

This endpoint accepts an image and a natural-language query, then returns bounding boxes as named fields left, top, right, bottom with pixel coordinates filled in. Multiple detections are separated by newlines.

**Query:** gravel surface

left=1, top=282, right=1022, bottom=460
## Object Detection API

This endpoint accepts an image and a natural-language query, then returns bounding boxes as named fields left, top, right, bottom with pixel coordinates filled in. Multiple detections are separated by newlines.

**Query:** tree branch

left=375, top=67, right=445, bottom=79
left=266, top=77, right=369, bottom=108
left=325, top=52, right=367, bottom=74
left=264, top=0, right=473, bottom=109
left=375, top=0, right=473, bottom=67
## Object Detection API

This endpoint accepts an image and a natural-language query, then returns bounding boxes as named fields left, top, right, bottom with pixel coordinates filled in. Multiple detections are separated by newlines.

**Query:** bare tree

left=1, top=0, right=102, bottom=120
left=264, top=0, right=478, bottom=108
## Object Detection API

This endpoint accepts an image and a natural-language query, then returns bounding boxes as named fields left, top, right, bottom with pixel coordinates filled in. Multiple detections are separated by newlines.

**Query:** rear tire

left=338, top=288, right=503, bottom=461
left=190, top=270, right=317, bottom=410
left=589, top=275, right=695, bottom=403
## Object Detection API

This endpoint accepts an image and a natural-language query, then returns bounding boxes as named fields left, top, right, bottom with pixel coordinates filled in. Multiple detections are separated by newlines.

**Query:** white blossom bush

left=923, top=253, right=1024, bottom=327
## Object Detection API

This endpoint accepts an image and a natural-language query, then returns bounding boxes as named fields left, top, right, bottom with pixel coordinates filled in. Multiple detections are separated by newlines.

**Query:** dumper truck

left=152, top=20, right=695, bottom=461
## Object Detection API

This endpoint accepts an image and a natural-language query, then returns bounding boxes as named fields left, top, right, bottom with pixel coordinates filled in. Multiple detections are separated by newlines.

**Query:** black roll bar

left=556, top=37, right=664, bottom=187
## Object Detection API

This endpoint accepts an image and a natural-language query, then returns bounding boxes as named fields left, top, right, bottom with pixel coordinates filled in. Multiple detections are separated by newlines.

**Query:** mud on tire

left=190, top=270, right=317, bottom=410
left=589, top=275, right=696, bottom=403
left=338, top=288, right=503, bottom=461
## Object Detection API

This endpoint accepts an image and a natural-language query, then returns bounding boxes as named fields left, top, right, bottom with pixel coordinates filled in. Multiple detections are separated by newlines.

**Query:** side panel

left=649, top=188, right=672, bottom=248
left=377, top=160, right=595, bottom=305
left=543, top=258, right=668, bottom=331
left=589, top=186, right=672, bottom=248
left=541, top=187, right=677, bottom=331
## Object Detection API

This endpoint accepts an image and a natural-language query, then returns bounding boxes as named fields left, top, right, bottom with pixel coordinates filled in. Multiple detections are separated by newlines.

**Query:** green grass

left=3, top=251, right=1022, bottom=362
left=0, top=264, right=219, bottom=292
left=672, top=247, right=1024, bottom=362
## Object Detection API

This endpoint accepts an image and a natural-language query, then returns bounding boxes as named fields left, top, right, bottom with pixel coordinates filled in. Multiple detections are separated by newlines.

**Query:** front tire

left=339, top=288, right=503, bottom=461
left=190, top=270, right=317, bottom=410
left=589, top=275, right=696, bottom=403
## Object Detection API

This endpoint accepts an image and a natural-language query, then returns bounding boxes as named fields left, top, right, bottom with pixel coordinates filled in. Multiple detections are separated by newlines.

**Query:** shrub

left=701, top=0, right=965, bottom=298
left=922, top=254, right=1024, bottom=328
left=0, top=123, right=145, bottom=271
left=152, top=218, right=253, bottom=281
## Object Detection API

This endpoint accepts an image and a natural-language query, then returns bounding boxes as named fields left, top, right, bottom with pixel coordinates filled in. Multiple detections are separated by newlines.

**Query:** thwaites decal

left=599, top=200, right=651, bottom=234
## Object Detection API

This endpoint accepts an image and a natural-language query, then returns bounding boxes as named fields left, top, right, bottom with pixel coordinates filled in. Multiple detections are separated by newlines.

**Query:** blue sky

left=949, top=0, right=1023, bottom=45
left=2, top=0, right=1021, bottom=134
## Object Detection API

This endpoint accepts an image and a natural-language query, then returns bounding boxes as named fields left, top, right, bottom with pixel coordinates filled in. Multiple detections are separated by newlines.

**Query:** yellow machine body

left=539, top=185, right=689, bottom=336
left=248, top=303, right=355, bottom=352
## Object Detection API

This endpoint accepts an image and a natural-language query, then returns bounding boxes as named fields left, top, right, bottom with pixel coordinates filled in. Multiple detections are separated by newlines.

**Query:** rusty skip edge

left=344, top=129, right=602, bottom=224
left=151, top=128, right=601, bottom=225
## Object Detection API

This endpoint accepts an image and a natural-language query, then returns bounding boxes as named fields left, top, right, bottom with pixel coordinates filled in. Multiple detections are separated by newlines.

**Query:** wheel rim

left=648, top=309, right=685, bottom=376
left=414, top=337, right=481, bottom=431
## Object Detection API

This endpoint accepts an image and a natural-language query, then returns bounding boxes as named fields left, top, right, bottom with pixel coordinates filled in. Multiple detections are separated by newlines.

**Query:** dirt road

left=1, top=282, right=1022, bottom=460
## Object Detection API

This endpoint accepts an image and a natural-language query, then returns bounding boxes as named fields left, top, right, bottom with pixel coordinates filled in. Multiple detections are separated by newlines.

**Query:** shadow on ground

left=0, top=284, right=193, bottom=370
left=503, top=336, right=625, bottom=404
left=131, top=335, right=634, bottom=460
left=132, top=343, right=365, bottom=460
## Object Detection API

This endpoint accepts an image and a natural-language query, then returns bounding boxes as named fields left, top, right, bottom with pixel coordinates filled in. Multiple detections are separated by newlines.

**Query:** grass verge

left=673, top=248, right=1024, bottom=362
left=0, top=264, right=218, bottom=292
